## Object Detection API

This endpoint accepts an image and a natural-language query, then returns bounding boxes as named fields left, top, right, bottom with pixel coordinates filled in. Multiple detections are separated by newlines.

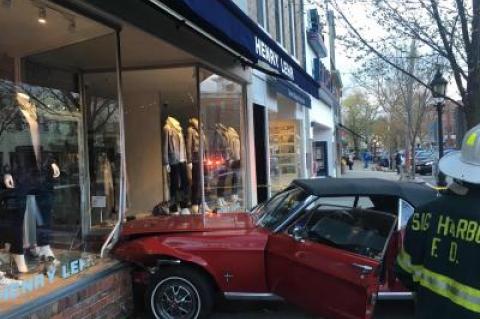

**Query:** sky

left=327, top=0, right=461, bottom=100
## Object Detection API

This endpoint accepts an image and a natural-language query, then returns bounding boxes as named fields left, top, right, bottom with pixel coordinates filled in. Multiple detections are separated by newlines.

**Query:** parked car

left=114, top=178, right=437, bottom=319
left=415, top=152, right=437, bottom=175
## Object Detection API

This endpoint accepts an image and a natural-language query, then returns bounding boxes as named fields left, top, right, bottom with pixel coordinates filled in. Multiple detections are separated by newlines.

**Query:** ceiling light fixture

left=38, top=7, right=47, bottom=24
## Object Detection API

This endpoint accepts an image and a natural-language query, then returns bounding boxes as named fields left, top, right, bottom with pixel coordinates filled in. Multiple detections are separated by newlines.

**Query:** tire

left=147, top=266, right=215, bottom=319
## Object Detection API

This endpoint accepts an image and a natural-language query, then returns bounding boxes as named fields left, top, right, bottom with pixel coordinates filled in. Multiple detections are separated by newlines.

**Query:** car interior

left=290, top=195, right=398, bottom=260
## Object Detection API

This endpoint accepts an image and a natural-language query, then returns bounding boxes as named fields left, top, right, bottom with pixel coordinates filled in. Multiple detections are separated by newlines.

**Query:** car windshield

left=254, top=187, right=310, bottom=231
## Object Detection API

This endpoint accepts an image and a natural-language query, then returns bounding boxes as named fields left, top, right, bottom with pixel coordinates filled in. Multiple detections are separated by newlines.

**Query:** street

left=209, top=300, right=414, bottom=319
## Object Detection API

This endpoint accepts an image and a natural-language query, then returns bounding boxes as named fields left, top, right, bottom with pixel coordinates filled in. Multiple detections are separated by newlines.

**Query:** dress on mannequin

left=163, top=116, right=189, bottom=213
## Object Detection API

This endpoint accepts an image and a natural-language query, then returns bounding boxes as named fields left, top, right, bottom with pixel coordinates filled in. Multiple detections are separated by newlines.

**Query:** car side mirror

left=291, top=225, right=305, bottom=242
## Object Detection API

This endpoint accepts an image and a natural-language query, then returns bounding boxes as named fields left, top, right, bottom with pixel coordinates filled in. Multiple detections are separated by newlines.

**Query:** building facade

left=0, top=0, right=340, bottom=317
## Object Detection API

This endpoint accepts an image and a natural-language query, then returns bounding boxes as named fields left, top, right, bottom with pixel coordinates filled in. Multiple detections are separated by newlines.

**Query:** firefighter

left=396, top=123, right=480, bottom=318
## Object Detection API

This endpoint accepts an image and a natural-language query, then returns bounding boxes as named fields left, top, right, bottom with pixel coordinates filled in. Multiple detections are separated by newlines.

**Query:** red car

left=114, top=178, right=437, bottom=319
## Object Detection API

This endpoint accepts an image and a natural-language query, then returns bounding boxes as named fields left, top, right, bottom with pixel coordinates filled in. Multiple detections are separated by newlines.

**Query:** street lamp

left=429, top=69, right=448, bottom=187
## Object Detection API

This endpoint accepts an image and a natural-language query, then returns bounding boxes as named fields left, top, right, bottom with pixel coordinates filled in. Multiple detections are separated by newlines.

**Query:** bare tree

left=352, top=42, right=434, bottom=178
left=330, top=0, right=479, bottom=132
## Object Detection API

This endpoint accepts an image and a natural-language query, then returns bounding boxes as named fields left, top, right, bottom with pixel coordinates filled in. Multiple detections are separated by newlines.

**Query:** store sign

left=61, top=257, right=93, bottom=279
left=255, top=36, right=294, bottom=81
left=0, top=271, right=55, bottom=301
left=0, top=257, right=94, bottom=301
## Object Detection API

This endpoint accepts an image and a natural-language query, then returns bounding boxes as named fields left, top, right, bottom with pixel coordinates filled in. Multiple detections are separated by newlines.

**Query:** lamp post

left=429, top=69, right=448, bottom=187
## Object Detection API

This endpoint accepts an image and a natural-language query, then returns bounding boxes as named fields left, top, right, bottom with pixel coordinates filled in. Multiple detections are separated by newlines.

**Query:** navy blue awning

left=268, top=78, right=311, bottom=108
left=159, top=0, right=320, bottom=99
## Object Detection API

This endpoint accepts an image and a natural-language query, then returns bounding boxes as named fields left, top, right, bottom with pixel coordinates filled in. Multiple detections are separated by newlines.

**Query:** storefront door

left=313, top=141, right=328, bottom=176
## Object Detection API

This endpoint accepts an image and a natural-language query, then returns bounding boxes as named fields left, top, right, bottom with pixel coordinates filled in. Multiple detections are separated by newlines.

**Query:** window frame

left=286, top=201, right=398, bottom=261
left=288, top=0, right=296, bottom=56
left=275, top=0, right=284, bottom=45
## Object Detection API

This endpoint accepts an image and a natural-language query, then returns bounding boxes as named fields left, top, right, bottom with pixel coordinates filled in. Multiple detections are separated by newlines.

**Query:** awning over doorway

left=267, top=77, right=311, bottom=108
left=156, top=0, right=320, bottom=99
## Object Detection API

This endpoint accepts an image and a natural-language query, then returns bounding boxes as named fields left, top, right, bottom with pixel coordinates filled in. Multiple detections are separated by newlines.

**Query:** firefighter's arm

left=395, top=210, right=428, bottom=292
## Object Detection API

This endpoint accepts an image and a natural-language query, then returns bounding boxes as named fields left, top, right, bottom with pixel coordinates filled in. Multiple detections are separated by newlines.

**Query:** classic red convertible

left=114, top=178, right=437, bottom=319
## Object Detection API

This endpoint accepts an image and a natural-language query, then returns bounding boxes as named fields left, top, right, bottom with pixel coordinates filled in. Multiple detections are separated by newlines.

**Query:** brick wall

left=18, top=267, right=133, bottom=319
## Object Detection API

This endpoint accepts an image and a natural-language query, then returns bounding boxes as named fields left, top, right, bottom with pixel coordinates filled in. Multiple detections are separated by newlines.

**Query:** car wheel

left=147, top=267, right=214, bottom=319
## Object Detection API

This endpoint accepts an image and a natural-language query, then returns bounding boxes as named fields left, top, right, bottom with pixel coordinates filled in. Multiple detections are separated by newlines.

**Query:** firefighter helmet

left=439, top=123, right=480, bottom=184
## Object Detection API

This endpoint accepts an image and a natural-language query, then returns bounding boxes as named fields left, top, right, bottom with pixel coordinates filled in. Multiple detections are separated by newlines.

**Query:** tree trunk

left=466, top=0, right=480, bottom=130
left=466, top=78, right=480, bottom=129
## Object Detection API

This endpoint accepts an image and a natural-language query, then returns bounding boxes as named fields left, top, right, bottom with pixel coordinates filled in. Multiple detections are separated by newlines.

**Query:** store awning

left=156, top=0, right=320, bottom=99
left=268, top=77, right=311, bottom=108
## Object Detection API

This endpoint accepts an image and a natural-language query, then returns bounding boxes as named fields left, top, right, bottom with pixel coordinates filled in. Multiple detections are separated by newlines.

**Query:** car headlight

left=425, top=161, right=434, bottom=166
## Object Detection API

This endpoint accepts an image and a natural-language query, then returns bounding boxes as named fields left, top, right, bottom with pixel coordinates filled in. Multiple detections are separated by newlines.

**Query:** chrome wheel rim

left=152, top=277, right=200, bottom=319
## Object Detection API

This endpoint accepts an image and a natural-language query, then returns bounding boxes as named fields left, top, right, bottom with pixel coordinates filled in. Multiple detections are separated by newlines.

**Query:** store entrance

left=313, top=141, right=329, bottom=176
left=254, top=104, right=268, bottom=203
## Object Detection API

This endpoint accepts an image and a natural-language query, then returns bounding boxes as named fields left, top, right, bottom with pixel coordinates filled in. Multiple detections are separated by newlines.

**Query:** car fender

left=114, top=234, right=223, bottom=289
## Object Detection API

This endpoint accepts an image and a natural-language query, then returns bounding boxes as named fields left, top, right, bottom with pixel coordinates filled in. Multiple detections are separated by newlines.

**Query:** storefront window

left=0, top=0, right=119, bottom=312
left=122, top=66, right=245, bottom=216
left=268, top=98, right=304, bottom=194
left=122, top=67, right=198, bottom=216
left=200, top=69, right=244, bottom=212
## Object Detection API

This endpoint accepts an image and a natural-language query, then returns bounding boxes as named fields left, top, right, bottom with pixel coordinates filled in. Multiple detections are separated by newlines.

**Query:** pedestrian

left=396, top=124, right=480, bottom=319
left=348, top=153, right=354, bottom=170
left=363, top=151, right=371, bottom=169
left=395, top=151, right=403, bottom=175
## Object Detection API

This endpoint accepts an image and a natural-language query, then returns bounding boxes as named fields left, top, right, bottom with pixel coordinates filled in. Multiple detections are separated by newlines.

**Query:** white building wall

left=303, top=0, right=336, bottom=177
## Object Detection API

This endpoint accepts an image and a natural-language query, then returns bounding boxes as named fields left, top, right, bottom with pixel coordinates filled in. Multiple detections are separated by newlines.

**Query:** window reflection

left=200, top=70, right=244, bottom=213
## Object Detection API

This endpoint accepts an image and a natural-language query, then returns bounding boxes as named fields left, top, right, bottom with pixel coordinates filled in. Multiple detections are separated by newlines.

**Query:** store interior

left=268, top=95, right=305, bottom=194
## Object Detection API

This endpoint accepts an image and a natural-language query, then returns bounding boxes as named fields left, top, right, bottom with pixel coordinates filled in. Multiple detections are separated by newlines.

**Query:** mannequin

left=227, top=127, right=241, bottom=203
left=96, top=152, right=114, bottom=222
left=163, top=116, right=189, bottom=215
left=186, top=118, right=211, bottom=214
left=0, top=92, right=60, bottom=273
left=214, top=124, right=230, bottom=207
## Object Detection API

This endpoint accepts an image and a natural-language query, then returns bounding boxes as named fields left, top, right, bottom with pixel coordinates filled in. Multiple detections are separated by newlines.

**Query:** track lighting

left=38, top=7, right=46, bottom=24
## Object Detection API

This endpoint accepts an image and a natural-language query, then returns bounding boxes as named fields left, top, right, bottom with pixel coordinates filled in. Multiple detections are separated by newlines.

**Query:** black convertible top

left=292, top=178, right=438, bottom=207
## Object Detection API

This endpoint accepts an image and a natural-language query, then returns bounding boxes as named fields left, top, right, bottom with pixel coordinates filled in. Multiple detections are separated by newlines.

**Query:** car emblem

left=224, top=272, right=234, bottom=284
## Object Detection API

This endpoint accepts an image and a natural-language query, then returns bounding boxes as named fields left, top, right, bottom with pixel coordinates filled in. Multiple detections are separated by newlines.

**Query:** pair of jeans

left=191, top=161, right=201, bottom=205
left=0, top=189, right=53, bottom=254
left=169, top=162, right=189, bottom=210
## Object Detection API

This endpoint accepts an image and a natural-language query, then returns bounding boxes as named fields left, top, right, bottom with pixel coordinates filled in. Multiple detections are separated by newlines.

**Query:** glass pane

left=257, top=187, right=308, bottom=230
left=0, top=0, right=118, bottom=309
left=268, top=100, right=304, bottom=195
left=312, top=196, right=355, bottom=208
left=83, top=73, right=121, bottom=229
left=121, top=67, right=198, bottom=216
left=297, top=208, right=396, bottom=259
left=200, top=69, right=244, bottom=213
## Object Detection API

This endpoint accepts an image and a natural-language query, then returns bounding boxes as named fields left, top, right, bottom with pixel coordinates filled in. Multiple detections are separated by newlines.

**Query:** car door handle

left=352, top=263, right=373, bottom=274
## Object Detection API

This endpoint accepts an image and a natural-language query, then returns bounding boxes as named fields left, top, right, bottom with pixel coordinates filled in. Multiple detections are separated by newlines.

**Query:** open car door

left=266, top=204, right=397, bottom=319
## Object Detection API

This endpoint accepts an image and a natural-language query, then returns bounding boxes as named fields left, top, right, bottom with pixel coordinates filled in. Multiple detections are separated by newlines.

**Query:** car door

left=266, top=197, right=397, bottom=319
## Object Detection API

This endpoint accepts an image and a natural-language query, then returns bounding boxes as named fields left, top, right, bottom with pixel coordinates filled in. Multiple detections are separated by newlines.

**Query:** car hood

left=120, top=212, right=256, bottom=237
left=416, top=158, right=435, bottom=164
